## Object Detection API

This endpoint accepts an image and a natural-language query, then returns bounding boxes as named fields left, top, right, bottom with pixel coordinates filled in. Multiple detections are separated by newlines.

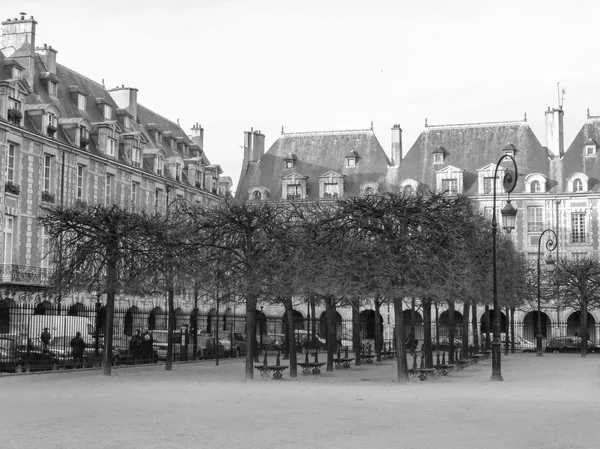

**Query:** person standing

left=129, top=330, right=141, bottom=363
left=140, top=329, right=151, bottom=363
left=70, top=332, right=86, bottom=368
left=41, top=327, right=51, bottom=352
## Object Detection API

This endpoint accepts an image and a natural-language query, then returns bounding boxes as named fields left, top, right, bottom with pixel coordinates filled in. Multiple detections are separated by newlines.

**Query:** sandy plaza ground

left=1, top=352, right=599, bottom=449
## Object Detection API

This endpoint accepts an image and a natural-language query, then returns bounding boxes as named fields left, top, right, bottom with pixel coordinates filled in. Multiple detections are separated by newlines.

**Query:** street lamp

left=536, top=229, right=557, bottom=357
left=491, top=149, right=518, bottom=382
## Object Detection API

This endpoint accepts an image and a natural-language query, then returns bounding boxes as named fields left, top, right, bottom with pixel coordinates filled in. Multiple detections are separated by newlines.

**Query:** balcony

left=7, top=108, right=22, bottom=126
left=42, top=191, right=56, bottom=204
left=0, top=264, right=53, bottom=286
left=5, top=181, right=20, bottom=195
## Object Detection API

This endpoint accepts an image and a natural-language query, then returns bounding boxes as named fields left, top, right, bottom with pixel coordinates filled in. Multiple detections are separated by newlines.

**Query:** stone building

left=0, top=14, right=227, bottom=337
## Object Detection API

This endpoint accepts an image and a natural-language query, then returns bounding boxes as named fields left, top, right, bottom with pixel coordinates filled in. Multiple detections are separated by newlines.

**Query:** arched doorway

left=360, top=309, right=384, bottom=340
left=123, top=306, right=143, bottom=337
left=149, top=307, right=166, bottom=331
left=523, top=311, right=551, bottom=342
left=207, top=308, right=216, bottom=334
left=566, top=312, right=596, bottom=341
left=34, top=300, right=52, bottom=315
left=189, top=308, right=199, bottom=335
left=67, top=302, right=84, bottom=316
left=318, top=310, right=342, bottom=343
left=223, top=308, right=233, bottom=333
left=97, top=306, right=107, bottom=336
left=479, top=309, right=507, bottom=337
left=438, top=310, right=464, bottom=338
left=174, top=308, right=186, bottom=329
left=0, top=299, right=15, bottom=334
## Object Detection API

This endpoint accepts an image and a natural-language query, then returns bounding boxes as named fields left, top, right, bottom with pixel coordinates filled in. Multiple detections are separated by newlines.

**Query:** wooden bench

left=471, top=354, right=484, bottom=364
left=267, top=365, right=288, bottom=379
left=438, top=363, right=455, bottom=376
left=455, top=359, right=470, bottom=371
left=361, top=354, right=375, bottom=364
left=309, top=362, right=326, bottom=374
left=417, top=368, right=437, bottom=381
left=297, top=361, right=313, bottom=375
left=334, top=357, right=355, bottom=369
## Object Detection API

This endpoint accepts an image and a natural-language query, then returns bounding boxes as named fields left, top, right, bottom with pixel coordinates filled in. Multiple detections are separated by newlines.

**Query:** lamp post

left=491, top=149, right=519, bottom=382
left=536, top=229, right=557, bottom=357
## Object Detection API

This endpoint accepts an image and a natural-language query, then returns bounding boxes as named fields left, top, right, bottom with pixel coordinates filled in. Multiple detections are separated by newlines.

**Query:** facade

left=0, top=14, right=228, bottom=336
left=237, top=108, right=600, bottom=345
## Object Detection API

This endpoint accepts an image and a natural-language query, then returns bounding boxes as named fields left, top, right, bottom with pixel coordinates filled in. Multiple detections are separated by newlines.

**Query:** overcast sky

left=4, top=0, right=600, bottom=188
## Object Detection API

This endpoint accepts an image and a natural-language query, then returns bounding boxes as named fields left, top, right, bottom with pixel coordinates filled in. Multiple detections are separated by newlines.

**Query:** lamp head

left=501, top=199, right=518, bottom=233
left=545, top=254, right=556, bottom=273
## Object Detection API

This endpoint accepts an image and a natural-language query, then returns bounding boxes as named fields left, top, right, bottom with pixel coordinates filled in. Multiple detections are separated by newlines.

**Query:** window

left=132, top=146, right=141, bottom=168
left=572, top=213, right=586, bottom=243
left=106, top=128, right=116, bottom=156
left=43, top=154, right=52, bottom=192
left=585, top=145, right=596, bottom=157
left=8, top=97, right=20, bottom=111
left=104, top=105, right=112, bottom=120
left=527, top=207, right=543, bottom=232
left=105, top=175, right=113, bottom=205
left=76, top=165, right=84, bottom=200
left=77, top=94, right=86, bottom=110
left=346, top=158, right=356, bottom=168
left=253, top=191, right=262, bottom=200
left=572, top=252, right=588, bottom=261
left=6, top=143, right=15, bottom=183
left=156, top=132, right=162, bottom=144
left=124, top=116, right=131, bottom=129
left=573, top=179, right=583, bottom=192
left=286, top=184, right=301, bottom=200
left=3, top=216, right=14, bottom=264
left=12, top=67, right=21, bottom=79
left=155, top=156, right=164, bottom=176
left=434, top=153, right=443, bottom=164
left=80, top=126, right=89, bottom=149
left=48, top=81, right=57, bottom=96
left=41, top=226, right=50, bottom=269
left=154, top=189, right=162, bottom=210
left=402, top=185, right=413, bottom=195
left=484, top=177, right=495, bottom=195
left=285, top=161, right=293, bottom=169
left=364, top=187, right=375, bottom=196
left=47, top=113, right=57, bottom=137
left=175, top=163, right=182, bottom=182
left=530, top=180, right=541, bottom=193
left=324, top=183, right=339, bottom=198
left=441, top=179, right=458, bottom=194
left=131, top=182, right=139, bottom=206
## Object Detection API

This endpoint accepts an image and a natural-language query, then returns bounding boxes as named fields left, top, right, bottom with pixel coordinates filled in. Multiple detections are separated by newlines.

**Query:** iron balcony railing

left=0, top=264, right=54, bottom=286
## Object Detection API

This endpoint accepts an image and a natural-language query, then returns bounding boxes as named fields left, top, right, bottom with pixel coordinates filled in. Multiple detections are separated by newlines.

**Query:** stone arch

left=148, top=307, right=166, bottom=331
left=438, top=309, right=464, bottom=337
left=124, top=306, right=144, bottom=337
left=0, top=298, right=16, bottom=334
left=174, top=307, right=186, bottom=329
left=223, top=308, right=233, bottom=333
left=402, top=309, right=424, bottom=340
left=318, top=310, right=342, bottom=341
left=479, top=309, right=508, bottom=337
left=34, top=300, right=53, bottom=315
left=67, top=302, right=85, bottom=316
left=566, top=311, right=596, bottom=341
left=360, top=309, right=384, bottom=340
left=207, top=308, right=217, bottom=334
left=190, top=308, right=199, bottom=334
left=522, top=311, right=552, bottom=341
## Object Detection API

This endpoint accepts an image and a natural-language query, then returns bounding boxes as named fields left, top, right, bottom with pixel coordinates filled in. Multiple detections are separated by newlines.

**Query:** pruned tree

left=39, top=204, right=161, bottom=376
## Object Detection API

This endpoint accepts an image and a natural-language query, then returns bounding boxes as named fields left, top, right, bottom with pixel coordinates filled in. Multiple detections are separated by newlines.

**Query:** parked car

left=229, top=332, right=248, bottom=358
left=197, top=335, right=226, bottom=359
left=112, top=345, right=159, bottom=366
left=0, top=336, right=60, bottom=373
left=295, top=330, right=327, bottom=351
left=545, top=336, right=599, bottom=353
left=153, top=330, right=196, bottom=361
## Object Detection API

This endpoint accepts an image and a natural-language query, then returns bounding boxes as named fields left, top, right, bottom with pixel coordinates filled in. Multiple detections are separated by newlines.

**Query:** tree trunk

left=410, top=297, right=416, bottom=344
left=435, top=302, right=440, bottom=348
left=581, top=303, right=588, bottom=357
left=325, top=295, right=335, bottom=372
left=311, top=297, right=317, bottom=348
left=448, top=300, right=455, bottom=363
left=393, top=296, right=409, bottom=383
left=165, top=278, right=175, bottom=371
left=101, top=252, right=117, bottom=376
left=504, top=306, right=509, bottom=356
left=285, top=296, right=297, bottom=377
left=422, top=297, right=433, bottom=368
left=374, top=297, right=382, bottom=362
left=484, top=304, right=491, bottom=350
left=472, top=303, right=479, bottom=352
left=462, top=302, right=470, bottom=358
left=352, top=297, right=361, bottom=366
left=510, top=306, right=516, bottom=354
left=245, top=293, right=257, bottom=380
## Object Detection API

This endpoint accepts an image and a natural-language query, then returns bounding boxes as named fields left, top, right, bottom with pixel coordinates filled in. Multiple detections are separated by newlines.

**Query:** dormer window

left=106, top=128, right=117, bottom=157
left=48, top=81, right=57, bottom=96
left=175, top=163, right=182, bottom=182
left=324, top=183, right=340, bottom=198
left=155, top=156, right=164, bottom=176
left=286, top=184, right=302, bottom=200
left=433, top=146, right=446, bottom=164
left=77, top=94, right=87, bottom=110
left=436, top=165, right=464, bottom=195
left=285, top=160, right=294, bottom=169
left=103, top=105, right=112, bottom=120
left=483, top=177, right=495, bottom=195
left=567, top=173, right=588, bottom=193
left=7, top=97, right=22, bottom=125
left=319, top=170, right=345, bottom=199
left=584, top=139, right=597, bottom=157
left=123, top=116, right=131, bottom=129
left=253, top=191, right=262, bottom=200
left=156, top=132, right=162, bottom=144
left=12, top=67, right=21, bottom=79
left=132, top=142, right=141, bottom=168
left=345, top=150, right=360, bottom=168
left=573, top=178, right=583, bottom=192
left=530, top=180, right=541, bottom=193
left=283, top=153, right=297, bottom=169
left=503, top=143, right=517, bottom=158
left=47, top=113, right=57, bottom=138
left=80, top=126, right=89, bottom=150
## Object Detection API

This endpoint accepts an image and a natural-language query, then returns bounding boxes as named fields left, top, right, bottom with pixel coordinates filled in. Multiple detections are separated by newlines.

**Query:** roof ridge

left=425, top=120, right=527, bottom=129
left=283, top=128, right=373, bottom=136
left=56, top=63, right=106, bottom=90
left=138, top=103, right=184, bottom=131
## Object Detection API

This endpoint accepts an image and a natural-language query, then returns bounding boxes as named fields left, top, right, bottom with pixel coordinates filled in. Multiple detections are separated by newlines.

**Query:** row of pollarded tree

left=44, top=193, right=597, bottom=381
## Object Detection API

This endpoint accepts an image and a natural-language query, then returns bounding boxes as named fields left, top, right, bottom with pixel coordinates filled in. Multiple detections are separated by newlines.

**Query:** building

left=0, top=14, right=227, bottom=337
left=236, top=107, right=600, bottom=346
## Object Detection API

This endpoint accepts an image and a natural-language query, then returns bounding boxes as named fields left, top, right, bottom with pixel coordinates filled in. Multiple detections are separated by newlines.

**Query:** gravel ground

left=1, top=353, right=599, bottom=449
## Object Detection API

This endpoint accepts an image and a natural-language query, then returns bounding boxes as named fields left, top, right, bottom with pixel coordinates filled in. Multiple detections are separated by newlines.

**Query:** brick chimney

left=545, top=106, right=564, bottom=158
left=108, top=85, right=139, bottom=121
left=190, top=123, right=204, bottom=150
left=391, top=124, right=402, bottom=166
left=35, top=43, right=58, bottom=74
left=250, top=129, right=265, bottom=162
left=1, top=13, right=37, bottom=87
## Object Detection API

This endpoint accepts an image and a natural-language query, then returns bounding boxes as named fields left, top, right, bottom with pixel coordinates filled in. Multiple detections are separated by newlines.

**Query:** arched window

left=530, top=180, right=541, bottom=193
left=363, top=187, right=374, bottom=196
left=573, top=179, right=583, bottom=192
left=253, top=191, right=262, bottom=200
left=403, top=185, right=414, bottom=195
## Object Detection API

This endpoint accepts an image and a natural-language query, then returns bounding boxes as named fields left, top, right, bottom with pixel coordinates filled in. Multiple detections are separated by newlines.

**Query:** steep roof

left=396, top=120, right=550, bottom=194
left=236, top=128, right=391, bottom=200
left=562, top=116, right=600, bottom=191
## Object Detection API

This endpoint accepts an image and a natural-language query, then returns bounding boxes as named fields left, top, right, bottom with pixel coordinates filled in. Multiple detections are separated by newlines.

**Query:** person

left=40, top=327, right=51, bottom=352
left=140, top=329, right=153, bottom=363
left=130, top=329, right=141, bottom=363
left=70, top=331, right=86, bottom=368
left=405, top=332, right=414, bottom=354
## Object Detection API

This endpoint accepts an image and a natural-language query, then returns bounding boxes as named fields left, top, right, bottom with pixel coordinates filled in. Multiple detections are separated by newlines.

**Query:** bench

left=471, top=354, right=484, bottom=364
left=309, top=362, right=326, bottom=374
left=297, top=361, right=313, bottom=375
left=361, top=354, right=375, bottom=364
left=455, top=359, right=470, bottom=371
left=334, top=357, right=355, bottom=369
left=438, top=363, right=455, bottom=376
left=381, top=350, right=396, bottom=359
left=417, top=368, right=437, bottom=381
left=267, top=365, right=288, bottom=379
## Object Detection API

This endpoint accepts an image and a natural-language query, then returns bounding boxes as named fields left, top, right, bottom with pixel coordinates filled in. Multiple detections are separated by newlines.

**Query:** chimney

left=108, top=86, right=139, bottom=121
left=35, top=43, right=57, bottom=74
left=1, top=13, right=37, bottom=57
left=243, top=129, right=254, bottom=163
left=391, top=124, right=403, bottom=166
left=251, top=129, right=265, bottom=162
left=545, top=106, right=564, bottom=158
left=190, top=123, right=204, bottom=150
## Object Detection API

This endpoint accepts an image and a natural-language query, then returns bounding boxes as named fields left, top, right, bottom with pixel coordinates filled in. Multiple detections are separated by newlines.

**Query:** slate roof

left=236, top=128, right=391, bottom=200
left=562, top=117, right=600, bottom=191
left=396, top=120, right=551, bottom=195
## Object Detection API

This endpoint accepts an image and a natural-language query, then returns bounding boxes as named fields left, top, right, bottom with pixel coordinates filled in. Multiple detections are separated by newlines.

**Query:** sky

left=3, top=0, right=600, bottom=189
